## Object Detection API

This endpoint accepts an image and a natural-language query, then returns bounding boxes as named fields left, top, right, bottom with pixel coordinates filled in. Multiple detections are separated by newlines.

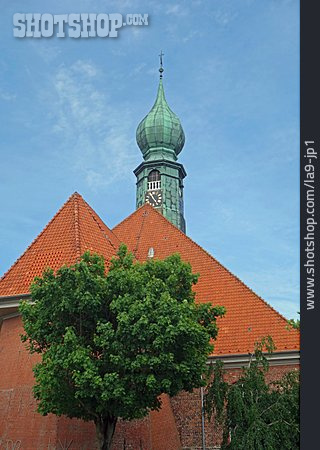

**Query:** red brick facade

left=0, top=315, right=298, bottom=449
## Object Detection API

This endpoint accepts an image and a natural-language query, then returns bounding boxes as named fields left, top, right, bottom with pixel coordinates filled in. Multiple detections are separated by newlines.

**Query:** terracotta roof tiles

left=113, top=204, right=300, bottom=355
left=0, top=193, right=120, bottom=297
left=0, top=195, right=299, bottom=356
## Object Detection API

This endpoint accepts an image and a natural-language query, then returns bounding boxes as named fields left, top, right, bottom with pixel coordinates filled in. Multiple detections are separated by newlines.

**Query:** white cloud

left=212, top=9, right=238, bottom=26
left=182, top=30, right=202, bottom=43
left=49, top=60, right=137, bottom=190
left=146, top=67, right=158, bottom=76
left=166, top=4, right=189, bottom=16
left=130, top=26, right=144, bottom=39
left=132, top=62, right=147, bottom=76
left=0, top=89, right=16, bottom=101
left=30, top=41, right=62, bottom=63
left=72, top=60, right=99, bottom=77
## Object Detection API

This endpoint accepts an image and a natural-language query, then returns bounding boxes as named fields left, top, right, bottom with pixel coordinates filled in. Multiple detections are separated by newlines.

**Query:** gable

left=0, top=193, right=119, bottom=297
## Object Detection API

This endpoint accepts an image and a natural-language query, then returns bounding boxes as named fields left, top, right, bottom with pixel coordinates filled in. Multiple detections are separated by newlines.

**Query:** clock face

left=145, top=190, right=162, bottom=207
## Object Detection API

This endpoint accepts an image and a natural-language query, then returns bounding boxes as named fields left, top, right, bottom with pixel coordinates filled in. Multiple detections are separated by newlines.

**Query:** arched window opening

left=148, top=170, right=161, bottom=190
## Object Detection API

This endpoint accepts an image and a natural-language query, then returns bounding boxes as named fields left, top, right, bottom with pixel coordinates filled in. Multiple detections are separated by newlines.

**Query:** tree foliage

left=205, top=337, right=300, bottom=450
left=287, top=313, right=300, bottom=330
left=20, top=245, right=225, bottom=449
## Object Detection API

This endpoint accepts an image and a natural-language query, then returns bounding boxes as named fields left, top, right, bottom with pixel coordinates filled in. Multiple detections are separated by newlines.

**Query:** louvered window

left=147, top=170, right=161, bottom=190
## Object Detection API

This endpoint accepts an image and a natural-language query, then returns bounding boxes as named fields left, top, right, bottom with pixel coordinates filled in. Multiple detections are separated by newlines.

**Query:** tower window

left=147, top=170, right=161, bottom=190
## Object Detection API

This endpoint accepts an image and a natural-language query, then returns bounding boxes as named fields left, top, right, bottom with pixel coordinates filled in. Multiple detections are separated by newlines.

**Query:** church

left=0, top=62, right=299, bottom=449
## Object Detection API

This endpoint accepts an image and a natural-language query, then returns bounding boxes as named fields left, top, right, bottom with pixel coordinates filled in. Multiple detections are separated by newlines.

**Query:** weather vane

left=159, top=50, right=164, bottom=78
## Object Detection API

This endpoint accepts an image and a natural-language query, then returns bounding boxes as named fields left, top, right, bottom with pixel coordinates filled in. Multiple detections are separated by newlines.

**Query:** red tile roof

left=113, top=204, right=300, bottom=355
left=0, top=193, right=120, bottom=296
left=0, top=195, right=299, bottom=356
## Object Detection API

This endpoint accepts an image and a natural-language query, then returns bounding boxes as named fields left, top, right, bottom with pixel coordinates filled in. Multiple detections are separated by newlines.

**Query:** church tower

left=134, top=55, right=187, bottom=233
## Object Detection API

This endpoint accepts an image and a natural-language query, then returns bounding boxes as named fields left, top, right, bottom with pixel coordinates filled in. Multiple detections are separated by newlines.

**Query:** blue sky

left=0, top=0, right=299, bottom=319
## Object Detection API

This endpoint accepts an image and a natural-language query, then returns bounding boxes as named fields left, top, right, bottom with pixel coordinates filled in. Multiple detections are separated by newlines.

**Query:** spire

left=153, top=76, right=166, bottom=108
left=136, top=56, right=185, bottom=161
left=134, top=57, right=187, bottom=233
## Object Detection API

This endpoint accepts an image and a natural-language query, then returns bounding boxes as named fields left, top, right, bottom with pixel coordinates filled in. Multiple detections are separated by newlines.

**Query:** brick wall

left=0, top=316, right=57, bottom=449
left=0, top=316, right=298, bottom=449
left=171, top=364, right=299, bottom=449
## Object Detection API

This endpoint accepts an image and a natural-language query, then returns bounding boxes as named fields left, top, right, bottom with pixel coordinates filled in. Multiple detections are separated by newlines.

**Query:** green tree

left=20, top=245, right=225, bottom=450
left=287, top=312, right=300, bottom=330
left=205, top=337, right=300, bottom=450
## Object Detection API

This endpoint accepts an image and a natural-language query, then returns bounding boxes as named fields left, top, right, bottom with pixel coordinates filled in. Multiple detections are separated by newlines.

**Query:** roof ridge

left=0, top=192, right=80, bottom=283
left=133, top=210, right=148, bottom=256
left=79, top=197, right=121, bottom=253
left=113, top=203, right=149, bottom=233
left=113, top=205, right=296, bottom=326
left=74, top=193, right=81, bottom=260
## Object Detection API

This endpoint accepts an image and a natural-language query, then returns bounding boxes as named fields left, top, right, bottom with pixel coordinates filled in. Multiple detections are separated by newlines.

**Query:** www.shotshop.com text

left=303, top=141, right=317, bottom=310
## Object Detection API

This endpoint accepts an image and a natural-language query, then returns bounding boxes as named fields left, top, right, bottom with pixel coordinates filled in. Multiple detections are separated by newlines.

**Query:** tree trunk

left=95, top=416, right=117, bottom=450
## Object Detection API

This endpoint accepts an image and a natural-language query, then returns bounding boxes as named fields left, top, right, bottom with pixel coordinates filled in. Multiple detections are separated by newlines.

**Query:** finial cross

left=159, top=51, right=164, bottom=78
left=159, top=50, right=164, bottom=68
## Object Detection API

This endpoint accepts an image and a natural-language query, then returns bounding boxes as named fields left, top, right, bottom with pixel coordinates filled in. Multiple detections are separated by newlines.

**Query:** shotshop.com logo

left=13, top=13, right=149, bottom=38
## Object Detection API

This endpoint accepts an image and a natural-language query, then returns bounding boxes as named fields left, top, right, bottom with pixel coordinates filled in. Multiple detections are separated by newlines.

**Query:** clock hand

left=150, top=193, right=156, bottom=202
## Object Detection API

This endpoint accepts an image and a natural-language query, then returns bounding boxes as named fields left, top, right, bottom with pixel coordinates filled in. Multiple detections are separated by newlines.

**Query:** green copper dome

left=136, top=78, right=185, bottom=161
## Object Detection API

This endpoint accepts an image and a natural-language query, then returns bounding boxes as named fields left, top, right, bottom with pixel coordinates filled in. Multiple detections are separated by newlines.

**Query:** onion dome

left=136, top=65, right=185, bottom=161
